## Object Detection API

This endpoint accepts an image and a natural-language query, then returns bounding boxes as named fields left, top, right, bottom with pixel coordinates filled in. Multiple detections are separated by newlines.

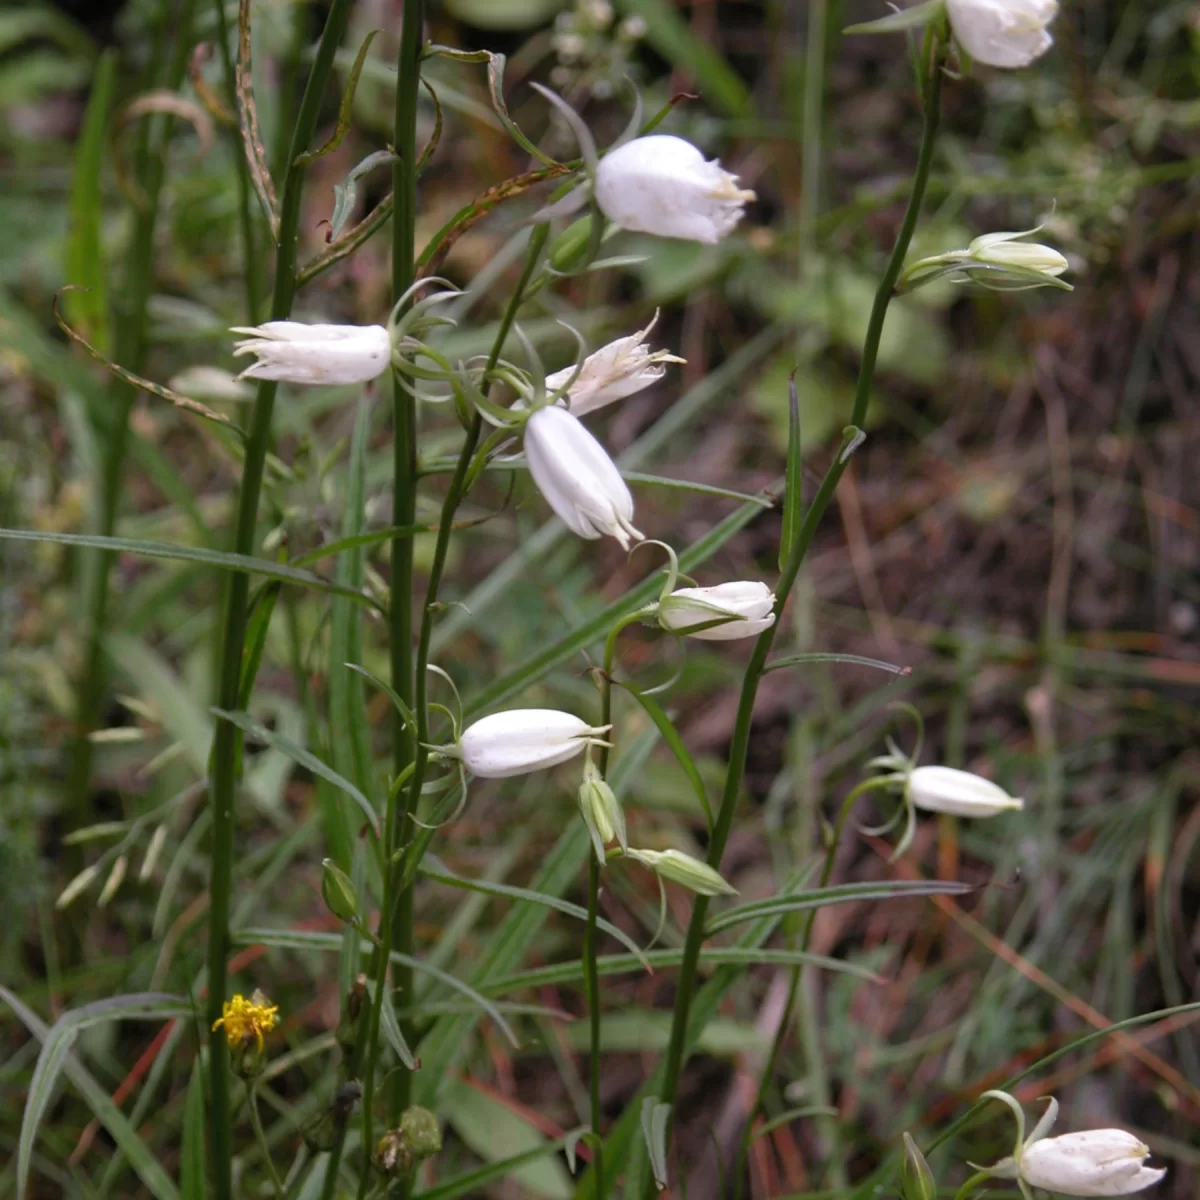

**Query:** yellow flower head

left=212, top=990, right=279, bottom=1053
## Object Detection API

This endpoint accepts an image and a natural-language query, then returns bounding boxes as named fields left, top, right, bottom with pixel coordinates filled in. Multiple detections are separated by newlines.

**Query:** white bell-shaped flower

left=523, top=404, right=643, bottom=549
left=907, top=765, right=1024, bottom=818
left=968, top=230, right=1068, bottom=276
left=594, top=135, right=755, bottom=244
left=946, top=0, right=1058, bottom=69
left=231, top=322, right=392, bottom=385
left=456, top=709, right=611, bottom=779
left=1017, top=1131, right=1166, bottom=1197
left=657, top=581, right=776, bottom=641
left=545, top=314, right=684, bottom=417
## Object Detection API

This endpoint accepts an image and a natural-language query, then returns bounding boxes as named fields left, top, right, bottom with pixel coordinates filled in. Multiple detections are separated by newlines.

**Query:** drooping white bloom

left=523, top=404, right=643, bottom=549
left=231, top=322, right=392, bottom=385
left=545, top=314, right=684, bottom=417
left=456, top=709, right=611, bottom=779
left=946, top=0, right=1058, bottom=69
left=658, top=581, right=776, bottom=642
left=968, top=229, right=1068, bottom=276
left=1017, top=1132, right=1166, bottom=1196
left=594, top=135, right=755, bottom=244
left=625, top=848, right=737, bottom=896
left=907, top=766, right=1024, bottom=818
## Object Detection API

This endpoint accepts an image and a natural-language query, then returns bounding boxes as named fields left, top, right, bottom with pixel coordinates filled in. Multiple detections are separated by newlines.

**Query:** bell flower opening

left=946, top=0, right=1058, bottom=70
left=523, top=404, right=643, bottom=549
left=231, top=321, right=393, bottom=385
left=595, top=135, right=755, bottom=244
left=657, top=581, right=776, bottom=641
left=1018, top=1131, right=1166, bottom=1196
left=454, top=709, right=612, bottom=779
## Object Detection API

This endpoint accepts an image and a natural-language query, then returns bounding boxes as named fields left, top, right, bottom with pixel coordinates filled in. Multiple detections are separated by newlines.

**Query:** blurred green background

left=1, top=0, right=1197, bottom=1196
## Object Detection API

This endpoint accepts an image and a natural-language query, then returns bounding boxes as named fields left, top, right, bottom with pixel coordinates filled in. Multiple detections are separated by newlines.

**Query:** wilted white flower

left=1016, top=1132, right=1167, bottom=1196
left=967, top=229, right=1068, bottom=276
left=657, top=581, right=776, bottom=641
left=625, top=847, right=737, bottom=896
left=455, top=709, right=612, bottom=779
left=907, top=765, right=1024, bottom=817
left=578, top=758, right=627, bottom=862
left=545, top=314, right=684, bottom=417
left=946, top=0, right=1058, bottom=69
left=594, top=135, right=755, bottom=244
left=523, top=404, right=643, bottom=549
left=231, top=322, right=392, bottom=385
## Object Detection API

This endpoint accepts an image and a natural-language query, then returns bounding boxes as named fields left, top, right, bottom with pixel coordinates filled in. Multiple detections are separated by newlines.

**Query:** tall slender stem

left=643, top=43, right=945, bottom=1200
left=66, top=0, right=197, bottom=828
left=386, top=0, right=425, bottom=1131
left=205, top=5, right=353, bottom=1195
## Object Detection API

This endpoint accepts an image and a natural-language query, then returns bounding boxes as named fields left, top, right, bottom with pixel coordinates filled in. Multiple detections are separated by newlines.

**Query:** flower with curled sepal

left=231, top=321, right=392, bottom=385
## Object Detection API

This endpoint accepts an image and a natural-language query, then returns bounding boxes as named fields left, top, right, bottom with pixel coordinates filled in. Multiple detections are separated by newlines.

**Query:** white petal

left=459, top=709, right=599, bottom=778
left=907, top=765, right=1024, bottom=817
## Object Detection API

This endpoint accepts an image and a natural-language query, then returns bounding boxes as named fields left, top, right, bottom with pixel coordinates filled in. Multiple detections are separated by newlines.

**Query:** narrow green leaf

left=640, top=1098, right=671, bottom=1190
left=180, top=1061, right=207, bottom=1200
left=3, top=989, right=187, bottom=1200
left=377, top=979, right=419, bottom=1070
left=419, top=857, right=651, bottom=973
left=415, top=1130, right=585, bottom=1199
left=764, top=651, right=912, bottom=676
left=706, top=879, right=976, bottom=936
left=238, top=581, right=282, bottom=709
left=617, top=682, right=712, bottom=827
left=296, top=29, right=379, bottom=165
left=0, top=528, right=378, bottom=608
left=289, top=522, right=435, bottom=568
left=844, top=0, right=945, bottom=35
left=778, top=372, right=802, bottom=572
left=327, top=148, right=397, bottom=238
left=615, top=0, right=752, bottom=118
left=65, top=48, right=116, bottom=351
left=211, top=708, right=381, bottom=839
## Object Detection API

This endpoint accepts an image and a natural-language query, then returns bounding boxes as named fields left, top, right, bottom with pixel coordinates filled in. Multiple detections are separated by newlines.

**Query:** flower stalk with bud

left=900, top=227, right=1071, bottom=292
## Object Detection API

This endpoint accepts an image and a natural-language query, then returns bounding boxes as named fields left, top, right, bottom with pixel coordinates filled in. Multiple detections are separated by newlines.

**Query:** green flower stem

left=66, top=0, right=197, bottom=827
left=205, top=5, right=353, bottom=1196
left=247, top=1083, right=286, bottom=1200
left=643, top=42, right=945, bottom=1199
left=385, top=0, right=425, bottom=1135
left=732, top=775, right=895, bottom=1195
left=954, top=1169, right=994, bottom=1200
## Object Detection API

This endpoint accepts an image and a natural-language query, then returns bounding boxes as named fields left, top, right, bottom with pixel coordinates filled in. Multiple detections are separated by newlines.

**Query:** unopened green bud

left=399, top=1106, right=443, bottom=1159
left=321, top=858, right=359, bottom=923
left=901, top=1133, right=937, bottom=1200
left=549, top=215, right=594, bottom=271
left=578, top=759, right=627, bottom=863
left=625, top=847, right=737, bottom=896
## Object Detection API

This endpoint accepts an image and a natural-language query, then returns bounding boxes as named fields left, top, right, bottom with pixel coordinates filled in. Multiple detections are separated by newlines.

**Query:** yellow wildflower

left=212, top=991, right=279, bottom=1053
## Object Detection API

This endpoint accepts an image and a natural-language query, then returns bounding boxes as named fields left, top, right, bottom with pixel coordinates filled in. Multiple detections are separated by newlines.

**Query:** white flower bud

left=231, top=322, right=392, bottom=385
left=968, top=230, right=1068, bottom=276
left=657, top=581, right=776, bottom=642
left=545, top=314, right=684, bottom=417
left=625, top=848, right=737, bottom=896
left=523, top=405, right=643, bottom=549
left=946, top=0, right=1058, bottom=69
left=1018, top=1131, right=1166, bottom=1196
left=594, top=135, right=755, bottom=245
left=907, top=766, right=1024, bottom=818
left=578, top=759, right=627, bottom=863
left=456, top=709, right=611, bottom=779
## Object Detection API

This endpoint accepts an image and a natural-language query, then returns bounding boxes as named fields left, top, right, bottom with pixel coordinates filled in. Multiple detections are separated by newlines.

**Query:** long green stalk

left=66, top=0, right=197, bottom=828
left=643, top=41, right=946, bottom=1199
left=385, top=0, right=425, bottom=1134
left=205, top=5, right=353, bottom=1195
